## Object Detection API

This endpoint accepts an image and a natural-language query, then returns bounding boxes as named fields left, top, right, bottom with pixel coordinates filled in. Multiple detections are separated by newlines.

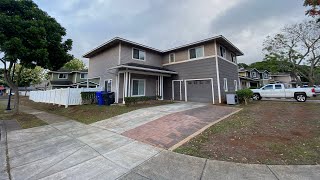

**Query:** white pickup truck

left=251, top=84, right=316, bottom=102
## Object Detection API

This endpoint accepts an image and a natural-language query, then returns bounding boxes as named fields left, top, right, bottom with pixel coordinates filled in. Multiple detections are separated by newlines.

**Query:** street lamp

left=6, top=63, right=16, bottom=111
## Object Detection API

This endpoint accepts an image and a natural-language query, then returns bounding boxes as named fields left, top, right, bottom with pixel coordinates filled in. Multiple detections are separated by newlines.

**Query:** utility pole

left=6, top=63, right=15, bottom=111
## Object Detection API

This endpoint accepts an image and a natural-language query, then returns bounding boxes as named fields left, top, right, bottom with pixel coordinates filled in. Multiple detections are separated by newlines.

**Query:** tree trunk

left=25, top=86, right=27, bottom=96
left=3, top=66, right=20, bottom=114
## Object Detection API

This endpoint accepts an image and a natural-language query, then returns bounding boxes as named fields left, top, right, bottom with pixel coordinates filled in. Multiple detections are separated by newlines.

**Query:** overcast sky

left=1, top=0, right=309, bottom=68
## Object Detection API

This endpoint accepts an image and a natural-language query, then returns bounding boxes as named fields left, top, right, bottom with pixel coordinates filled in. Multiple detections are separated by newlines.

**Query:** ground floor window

left=234, top=80, right=238, bottom=91
left=105, top=79, right=112, bottom=92
left=224, top=78, right=228, bottom=92
left=132, top=79, right=145, bottom=96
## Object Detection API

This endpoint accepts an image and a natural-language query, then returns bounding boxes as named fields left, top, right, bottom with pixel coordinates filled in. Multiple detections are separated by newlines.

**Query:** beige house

left=84, top=35, right=244, bottom=104
left=269, top=73, right=300, bottom=88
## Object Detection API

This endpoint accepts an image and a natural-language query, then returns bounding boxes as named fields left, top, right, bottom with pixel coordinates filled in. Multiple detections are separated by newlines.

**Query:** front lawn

left=20, top=97, right=174, bottom=124
left=174, top=101, right=320, bottom=165
left=0, top=104, right=48, bottom=129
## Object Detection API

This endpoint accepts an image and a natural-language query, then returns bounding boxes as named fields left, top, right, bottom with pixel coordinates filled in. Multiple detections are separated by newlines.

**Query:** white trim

left=58, top=73, right=68, bottom=79
left=128, top=72, right=131, bottom=96
left=184, top=78, right=215, bottom=104
left=172, top=80, right=183, bottom=101
left=188, top=45, right=205, bottom=60
left=234, top=79, right=238, bottom=91
left=160, top=75, right=164, bottom=100
left=109, top=65, right=177, bottom=74
left=132, top=47, right=146, bottom=61
left=104, top=79, right=113, bottom=92
left=115, top=74, right=119, bottom=103
left=215, top=40, right=222, bottom=103
left=131, top=78, right=146, bottom=97
left=163, top=55, right=216, bottom=66
left=169, top=53, right=175, bottom=63
left=223, top=78, right=228, bottom=92
left=118, top=70, right=171, bottom=77
left=118, top=42, right=122, bottom=65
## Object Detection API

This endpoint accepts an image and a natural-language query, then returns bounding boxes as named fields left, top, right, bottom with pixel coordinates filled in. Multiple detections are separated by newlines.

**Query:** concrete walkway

left=1, top=102, right=319, bottom=180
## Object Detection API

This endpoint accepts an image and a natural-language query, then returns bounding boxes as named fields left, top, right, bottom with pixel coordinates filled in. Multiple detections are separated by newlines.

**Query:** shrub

left=124, top=96, right=154, bottom=106
left=236, top=89, right=253, bottom=105
left=81, top=92, right=97, bottom=104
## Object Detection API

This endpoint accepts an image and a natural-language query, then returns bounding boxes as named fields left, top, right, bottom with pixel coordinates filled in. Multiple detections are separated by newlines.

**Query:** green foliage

left=238, top=63, right=249, bottom=69
left=304, top=0, right=320, bottom=22
left=124, top=96, right=154, bottom=106
left=236, top=89, right=253, bottom=105
left=81, top=92, right=96, bottom=104
left=249, top=56, right=292, bottom=73
left=62, top=58, right=86, bottom=71
left=0, top=0, right=73, bottom=70
left=13, top=64, right=45, bottom=87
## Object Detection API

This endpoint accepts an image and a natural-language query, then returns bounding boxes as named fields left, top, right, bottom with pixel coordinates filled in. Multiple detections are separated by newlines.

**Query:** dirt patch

left=174, top=101, right=320, bottom=165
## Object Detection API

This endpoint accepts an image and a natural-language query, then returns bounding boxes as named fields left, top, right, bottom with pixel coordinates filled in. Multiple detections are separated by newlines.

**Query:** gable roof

left=83, top=35, right=244, bottom=58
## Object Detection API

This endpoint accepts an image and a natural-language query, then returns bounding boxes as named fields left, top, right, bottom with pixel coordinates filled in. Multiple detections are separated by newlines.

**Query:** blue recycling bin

left=96, top=91, right=105, bottom=106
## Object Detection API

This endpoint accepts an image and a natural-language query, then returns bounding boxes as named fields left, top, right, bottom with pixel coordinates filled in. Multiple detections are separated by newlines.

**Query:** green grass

left=0, top=104, right=48, bottom=129
left=174, top=101, right=320, bottom=165
left=20, top=97, right=174, bottom=124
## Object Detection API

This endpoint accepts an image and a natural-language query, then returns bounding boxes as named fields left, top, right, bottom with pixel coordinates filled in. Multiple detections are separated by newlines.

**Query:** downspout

left=214, top=40, right=222, bottom=103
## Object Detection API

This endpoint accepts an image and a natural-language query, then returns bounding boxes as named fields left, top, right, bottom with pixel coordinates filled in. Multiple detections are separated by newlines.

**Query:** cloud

left=0, top=0, right=309, bottom=69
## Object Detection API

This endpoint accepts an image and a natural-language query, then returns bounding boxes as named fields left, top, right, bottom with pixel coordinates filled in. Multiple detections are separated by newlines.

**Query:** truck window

left=264, top=85, right=273, bottom=90
left=275, top=85, right=282, bottom=89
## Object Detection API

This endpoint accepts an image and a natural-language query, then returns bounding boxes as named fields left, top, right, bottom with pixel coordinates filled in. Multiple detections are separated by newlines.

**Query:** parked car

left=251, top=84, right=316, bottom=102
left=313, top=85, right=320, bottom=94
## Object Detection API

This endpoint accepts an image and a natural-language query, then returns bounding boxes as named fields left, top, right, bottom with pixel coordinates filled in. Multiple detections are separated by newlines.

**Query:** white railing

left=29, top=87, right=103, bottom=108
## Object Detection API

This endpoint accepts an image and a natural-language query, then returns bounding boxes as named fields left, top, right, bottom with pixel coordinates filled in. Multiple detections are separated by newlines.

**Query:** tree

left=0, top=0, right=73, bottom=113
left=263, top=20, right=320, bottom=86
left=238, top=63, right=249, bottom=69
left=0, top=68, right=7, bottom=86
left=62, top=58, right=86, bottom=71
left=249, top=55, right=292, bottom=73
left=13, top=64, right=46, bottom=95
left=304, top=0, right=320, bottom=22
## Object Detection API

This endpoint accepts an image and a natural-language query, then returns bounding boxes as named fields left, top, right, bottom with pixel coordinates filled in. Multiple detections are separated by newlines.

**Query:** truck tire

left=295, top=94, right=307, bottom=102
left=252, top=93, right=261, bottom=101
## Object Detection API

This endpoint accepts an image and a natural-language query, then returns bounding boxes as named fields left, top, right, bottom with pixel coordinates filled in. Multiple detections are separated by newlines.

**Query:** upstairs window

left=264, top=73, right=268, bottom=79
left=132, top=48, right=145, bottom=61
left=219, top=46, right=226, bottom=58
left=189, top=46, right=204, bottom=59
left=252, top=71, right=257, bottom=78
left=169, top=53, right=175, bottom=63
left=231, top=53, right=236, bottom=63
left=80, top=73, right=87, bottom=79
left=58, top=73, right=68, bottom=79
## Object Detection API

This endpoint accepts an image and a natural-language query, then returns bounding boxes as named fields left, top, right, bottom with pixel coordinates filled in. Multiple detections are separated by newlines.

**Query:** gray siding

left=217, top=57, right=238, bottom=103
left=164, top=58, right=219, bottom=104
left=88, top=45, right=119, bottom=91
left=118, top=73, right=158, bottom=102
left=120, top=44, right=163, bottom=67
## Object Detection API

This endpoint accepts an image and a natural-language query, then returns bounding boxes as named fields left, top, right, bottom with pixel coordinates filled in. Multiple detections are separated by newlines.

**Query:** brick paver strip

left=122, top=105, right=240, bottom=149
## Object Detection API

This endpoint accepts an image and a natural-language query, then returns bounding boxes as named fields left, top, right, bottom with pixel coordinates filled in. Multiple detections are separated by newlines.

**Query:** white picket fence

left=29, top=87, right=103, bottom=108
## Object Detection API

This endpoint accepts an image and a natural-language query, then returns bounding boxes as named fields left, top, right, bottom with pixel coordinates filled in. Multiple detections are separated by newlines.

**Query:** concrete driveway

left=1, top=102, right=319, bottom=180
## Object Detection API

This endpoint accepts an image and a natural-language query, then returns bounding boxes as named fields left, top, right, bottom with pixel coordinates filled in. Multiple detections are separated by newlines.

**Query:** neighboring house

left=269, top=73, right=301, bottom=88
left=238, top=68, right=270, bottom=89
left=0, top=85, right=6, bottom=95
left=83, top=35, right=243, bottom=104
left=47, top=69, right=100, bottom=89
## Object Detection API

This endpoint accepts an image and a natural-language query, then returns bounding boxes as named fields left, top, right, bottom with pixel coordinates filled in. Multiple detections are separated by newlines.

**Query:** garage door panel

left=186, top=80, right=212, bottom=103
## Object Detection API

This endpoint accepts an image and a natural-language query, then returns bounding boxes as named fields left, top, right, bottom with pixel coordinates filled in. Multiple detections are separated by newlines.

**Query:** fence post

left=65, top=87, right=70, bottom=108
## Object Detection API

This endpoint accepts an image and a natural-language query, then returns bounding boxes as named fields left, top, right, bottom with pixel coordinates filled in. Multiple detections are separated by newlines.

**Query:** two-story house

left=83, top=36, right=243, bottom=104
left=238, top=68, right=270, bottom=89
left=48, top=69, right=100, bottom=89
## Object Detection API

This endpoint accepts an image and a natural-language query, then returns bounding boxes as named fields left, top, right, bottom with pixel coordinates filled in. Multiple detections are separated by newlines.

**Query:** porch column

left=160, top=75, right=164, bottom=100
left=86, top=79, right=89, bottom=88
left=115, top=74, right=119, bottom=103
left=123, top=72, right=128, bottom=104
left=128, top=72, right=131, bottom=97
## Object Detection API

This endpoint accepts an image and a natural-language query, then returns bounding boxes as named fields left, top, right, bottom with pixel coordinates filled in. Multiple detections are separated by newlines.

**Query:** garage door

left=186, top=79, right=213, bottom=103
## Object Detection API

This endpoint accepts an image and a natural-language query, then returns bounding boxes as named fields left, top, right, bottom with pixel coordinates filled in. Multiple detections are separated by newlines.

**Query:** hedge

left=124, top=96, right=155, bottom=106
left=236, top=89, right=253, bottom=105
left=81, top=92, right=97, bottom=104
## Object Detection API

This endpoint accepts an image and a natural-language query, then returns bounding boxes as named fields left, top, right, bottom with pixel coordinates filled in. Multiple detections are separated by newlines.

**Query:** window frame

left=80, top=73, right=88, bottom=79
left=188, top=46, right=204, bottom=60
left=219, top=45, right=226, bottom=58
left=105, top=79, right=112, bottom=92
left=131, top=79, right=146, bottom=97
left=234, top=80, right=238, bottom=91
left=132, top=48, right=146, bottom=61
left=169, top=53, right=175, bottom=63
left=58, top=73, right=68, bottom=79
left=231, top=53, right=237, bottom=63
left=224, top=78, right=228, bottom=92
